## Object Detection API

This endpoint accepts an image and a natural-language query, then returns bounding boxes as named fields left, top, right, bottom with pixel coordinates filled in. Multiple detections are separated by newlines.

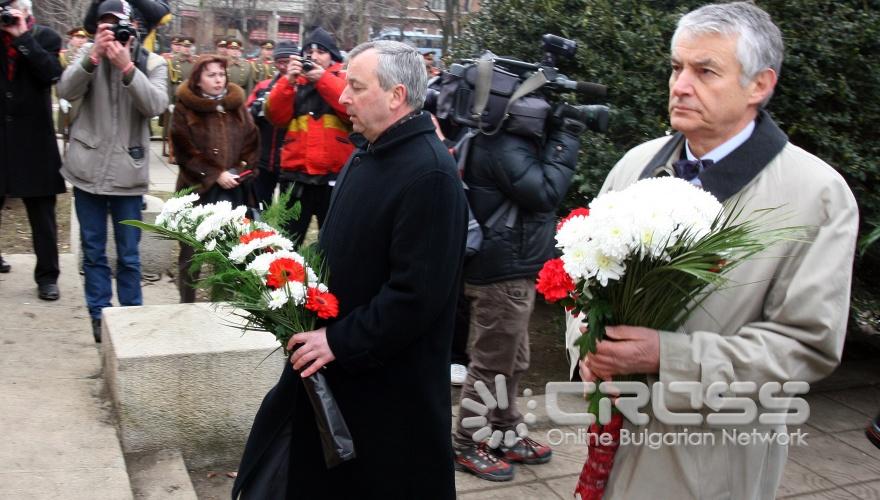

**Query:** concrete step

left=126, top=450, right=198, bottom=500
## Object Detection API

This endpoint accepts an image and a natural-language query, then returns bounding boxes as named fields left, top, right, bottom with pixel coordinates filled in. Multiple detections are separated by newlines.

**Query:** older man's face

left=668, top=32, right=763, bottom=151
left=339, top=49, right=395, bottom=142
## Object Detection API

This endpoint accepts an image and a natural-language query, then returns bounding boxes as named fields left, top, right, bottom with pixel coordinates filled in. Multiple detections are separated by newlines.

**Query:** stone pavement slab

left=0, top=253, right=133, bottom=499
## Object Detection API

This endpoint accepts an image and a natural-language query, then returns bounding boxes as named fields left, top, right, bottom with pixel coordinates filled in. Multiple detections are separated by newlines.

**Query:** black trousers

left=0, top=195, right=60, bottom=285
left=253, top=166, right=279, bottom=211
left=279, top=182, right=332, bottom=247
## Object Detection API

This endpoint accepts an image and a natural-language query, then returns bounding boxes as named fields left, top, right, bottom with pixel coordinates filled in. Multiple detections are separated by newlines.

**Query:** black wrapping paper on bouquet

left=301, top=370, right=356, bottom=468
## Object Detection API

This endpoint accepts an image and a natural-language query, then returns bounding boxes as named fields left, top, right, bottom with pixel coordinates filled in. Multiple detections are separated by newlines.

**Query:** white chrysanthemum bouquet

left=125, top=192, right=355, bottom=468
left=144, top=193, right=339, bottom=333
left=535, top=177, right=794, bottom=500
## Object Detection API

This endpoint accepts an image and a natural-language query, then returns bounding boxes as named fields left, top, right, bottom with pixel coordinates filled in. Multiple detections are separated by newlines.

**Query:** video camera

left=0, top=6, right=18, bottom=27
left=432, top=34, right=610, bottom=140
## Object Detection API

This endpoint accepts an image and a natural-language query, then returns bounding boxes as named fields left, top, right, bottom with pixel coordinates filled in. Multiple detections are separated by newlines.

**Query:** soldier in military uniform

left=226, top=38, right=254, bottom=95
left=161, top=35, right=179, bottom=61
left=57, top=27, right=90, bottom=150
left=162, top=36, right=195, bottom=161
left=215, top=38, right=227, bottom=56
left=252, top=40, right=275, bottom=83
left=58, top=27, right=89, bottom=68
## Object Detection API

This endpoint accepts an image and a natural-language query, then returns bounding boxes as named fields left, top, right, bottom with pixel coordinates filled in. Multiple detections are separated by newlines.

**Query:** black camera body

left=434, top=34, right=610, bottom=139
left=301, top=58, right=315, bottom=73
left=111, top=20, right=137, bottom=43
left=0, top=6, right=18, bottom=27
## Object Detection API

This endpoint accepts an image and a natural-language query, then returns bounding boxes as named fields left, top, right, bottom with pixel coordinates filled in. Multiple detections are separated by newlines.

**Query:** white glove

left=168, top=104, right=175, bottom=113
left=59, top=98, right=71, bottom=113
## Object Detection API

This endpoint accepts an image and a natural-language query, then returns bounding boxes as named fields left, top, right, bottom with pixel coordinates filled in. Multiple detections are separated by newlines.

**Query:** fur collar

left=176, top=83, right=246, bottom=113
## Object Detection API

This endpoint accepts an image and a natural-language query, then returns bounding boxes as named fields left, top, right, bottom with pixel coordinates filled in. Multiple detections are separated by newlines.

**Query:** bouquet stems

left=301, top=370, right=356, bottom=468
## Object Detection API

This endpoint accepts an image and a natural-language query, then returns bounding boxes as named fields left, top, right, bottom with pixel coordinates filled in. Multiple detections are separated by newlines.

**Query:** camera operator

left=264, top=27, right=352, bottom=246
left=246, top=41, right=297, bottom=209
left=452, top=104, right=589, bottom=480
left=0, top=0, right=65, bottom=299
left=57, top=0, right=168, bottom=342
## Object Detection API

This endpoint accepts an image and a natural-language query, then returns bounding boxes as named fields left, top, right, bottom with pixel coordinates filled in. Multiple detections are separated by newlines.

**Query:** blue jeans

left=74, top=188, right=143, bottom=320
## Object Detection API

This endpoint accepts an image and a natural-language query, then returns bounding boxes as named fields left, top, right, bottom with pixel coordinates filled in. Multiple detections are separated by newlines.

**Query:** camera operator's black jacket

left=463, top=127, right=579, bottom=284
left=0, top=25, right=65, bottom=198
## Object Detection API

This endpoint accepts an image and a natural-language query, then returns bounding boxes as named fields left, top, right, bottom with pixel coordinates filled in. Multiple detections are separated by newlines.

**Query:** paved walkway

left=1, top=142, right=879, bottom=499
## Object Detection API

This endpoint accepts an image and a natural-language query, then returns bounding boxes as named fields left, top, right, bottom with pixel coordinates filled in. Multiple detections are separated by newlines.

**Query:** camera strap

left=472, top=58, right=549, bottom=135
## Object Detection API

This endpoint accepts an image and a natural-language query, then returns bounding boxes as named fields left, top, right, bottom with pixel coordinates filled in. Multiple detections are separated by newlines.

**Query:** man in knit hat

left=246, top=40, right=298, bottom=208
left=264, top=27, right=352, bottom=246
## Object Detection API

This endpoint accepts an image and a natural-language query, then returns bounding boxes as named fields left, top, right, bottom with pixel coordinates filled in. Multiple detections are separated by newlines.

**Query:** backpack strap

left=471, top=57, right=549, bottom=135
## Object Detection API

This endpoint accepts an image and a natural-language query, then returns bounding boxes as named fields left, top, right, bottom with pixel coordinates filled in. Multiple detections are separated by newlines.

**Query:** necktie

left=673, top=158, right=714, bottom=181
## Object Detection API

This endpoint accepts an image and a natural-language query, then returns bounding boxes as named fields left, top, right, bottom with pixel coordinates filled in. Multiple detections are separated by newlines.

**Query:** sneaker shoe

left=0, top=255, right=10, bottom=273
left=451, top=363, right=468, bottom=386
left=454, top=443, right=514, bottom=482
left=91, top=318, right=102, bottom=343
left=867, top=413, right=880, bottom=449
left=497, top=436, right=553, bottom=465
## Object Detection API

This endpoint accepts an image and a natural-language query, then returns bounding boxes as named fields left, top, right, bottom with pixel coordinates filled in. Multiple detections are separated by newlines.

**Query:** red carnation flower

left=240, top=229, right=277, bottom=245
left=536, top=258, right=575, bottom=302
left=266, top=258, right=306, bottom=289
left=306, top=288, right=340, bottom=319
left=557, top=207, right=590, bottom=231
left=709, top=259, right=728, bottom=273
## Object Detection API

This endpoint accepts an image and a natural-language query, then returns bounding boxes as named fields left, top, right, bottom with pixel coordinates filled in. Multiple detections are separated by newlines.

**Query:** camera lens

left=0, top=8, right=15, bottom=26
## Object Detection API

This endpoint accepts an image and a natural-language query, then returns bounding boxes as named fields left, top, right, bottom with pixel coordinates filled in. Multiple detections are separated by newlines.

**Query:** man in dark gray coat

left=0, top=0, right=64, bottom=300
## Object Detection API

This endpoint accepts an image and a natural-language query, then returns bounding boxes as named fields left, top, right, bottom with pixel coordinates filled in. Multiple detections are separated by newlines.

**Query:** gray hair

left=347, top=40, right=427, bottom=110
left=673, top=2, right=783, bottom=104
left=10, top=0, right=33, bottom=14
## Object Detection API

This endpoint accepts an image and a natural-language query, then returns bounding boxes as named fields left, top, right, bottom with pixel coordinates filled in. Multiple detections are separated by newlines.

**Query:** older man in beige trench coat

left=568, top=2, right=860, bottom=499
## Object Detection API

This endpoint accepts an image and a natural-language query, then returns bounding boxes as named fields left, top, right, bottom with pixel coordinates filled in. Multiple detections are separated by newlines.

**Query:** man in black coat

left=233, top=40, right=467, bottom=499
left=0, top=0, right=65, bottom=299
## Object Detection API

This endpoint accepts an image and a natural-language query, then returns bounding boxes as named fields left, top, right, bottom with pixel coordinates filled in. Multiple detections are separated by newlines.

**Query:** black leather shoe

left=0, top=256, right=10, bottom=273
left=37, top=283, right=60, bottom=301
left=91, top=318, right=102, bottom=343
left=868, top=413, right=880, bottom=449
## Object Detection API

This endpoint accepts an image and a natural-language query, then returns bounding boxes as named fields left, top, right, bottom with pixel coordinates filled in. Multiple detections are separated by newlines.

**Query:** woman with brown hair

left=171, top=54, right=259, bottom=302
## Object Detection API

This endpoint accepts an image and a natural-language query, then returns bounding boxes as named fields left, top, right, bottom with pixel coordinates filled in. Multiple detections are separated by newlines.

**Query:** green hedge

left=456, top=0, right=880, bottom=328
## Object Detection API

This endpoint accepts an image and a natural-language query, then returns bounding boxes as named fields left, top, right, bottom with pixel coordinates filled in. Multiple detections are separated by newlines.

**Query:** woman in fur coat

left=171, top=54, right=259, bottom=302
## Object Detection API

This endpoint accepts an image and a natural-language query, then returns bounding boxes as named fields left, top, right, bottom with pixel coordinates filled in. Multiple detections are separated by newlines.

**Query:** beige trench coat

left=566, top=116, right=859, bottom=499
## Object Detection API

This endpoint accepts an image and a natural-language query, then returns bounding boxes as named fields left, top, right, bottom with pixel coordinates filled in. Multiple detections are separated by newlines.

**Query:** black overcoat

left=0, top=25, right=65, bottom=197
left=233, top=112, right=468, bottom=499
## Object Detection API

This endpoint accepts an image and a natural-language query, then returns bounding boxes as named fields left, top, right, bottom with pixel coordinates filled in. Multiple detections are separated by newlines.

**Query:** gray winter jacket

left=57, top=43, right=167, bottom=196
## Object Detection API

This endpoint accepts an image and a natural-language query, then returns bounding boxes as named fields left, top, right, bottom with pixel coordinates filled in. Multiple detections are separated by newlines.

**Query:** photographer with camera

left=246, top=41, right=297, bottom=208
left=83, top=0, right=170, bottom=52
left=57, top=0, right=168, bottom=342
left=0, top=0, right=65, bottom=299
left=264, top=27, right=352, bottom=246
